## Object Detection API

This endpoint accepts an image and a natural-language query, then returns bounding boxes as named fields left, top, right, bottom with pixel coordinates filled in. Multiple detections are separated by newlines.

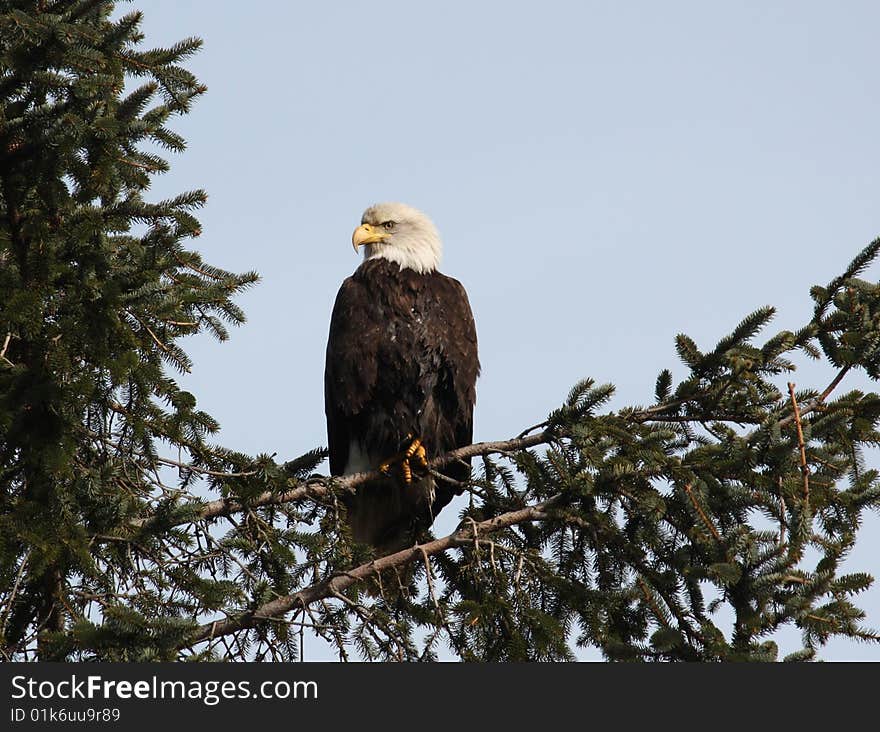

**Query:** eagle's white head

left=351, top=202, right=442, bottom=274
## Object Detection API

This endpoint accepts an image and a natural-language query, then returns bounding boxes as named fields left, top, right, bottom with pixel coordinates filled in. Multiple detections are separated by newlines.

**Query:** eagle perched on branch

left=324, top=203, right=480, bottom=555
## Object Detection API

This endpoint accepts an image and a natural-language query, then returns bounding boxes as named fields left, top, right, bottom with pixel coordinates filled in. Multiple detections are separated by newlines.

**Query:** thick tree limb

left=132, top=430, right=557, bottom=531
left=184, top=494, right=562, bottom=648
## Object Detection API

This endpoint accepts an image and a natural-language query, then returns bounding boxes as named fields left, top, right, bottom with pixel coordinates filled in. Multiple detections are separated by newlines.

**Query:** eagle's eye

left=382, top=220, right=396, bottom=231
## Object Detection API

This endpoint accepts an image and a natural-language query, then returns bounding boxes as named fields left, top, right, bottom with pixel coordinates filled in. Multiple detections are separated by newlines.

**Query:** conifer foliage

left=3, top=2, right=880, bottom=662
left=0, top=1, right=259, bottom=659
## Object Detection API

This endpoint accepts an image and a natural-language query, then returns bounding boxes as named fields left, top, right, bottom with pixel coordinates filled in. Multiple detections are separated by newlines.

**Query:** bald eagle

left=324, top=203, right=479, bottom=555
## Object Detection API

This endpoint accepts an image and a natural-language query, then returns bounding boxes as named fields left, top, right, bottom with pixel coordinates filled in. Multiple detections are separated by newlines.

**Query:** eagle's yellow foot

left=378, top=436, right=428, bottom=485
left=411, top=442, right=428, bottom=471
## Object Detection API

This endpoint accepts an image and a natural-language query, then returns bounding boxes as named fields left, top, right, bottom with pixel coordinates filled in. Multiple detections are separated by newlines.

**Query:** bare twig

left=517, top=420, right=549, bottom=438
left=0, top=550, right=31, bottom=639
left=0, top=331, right=13, bottom=367
left=818, top=365, right=852, bottom=403
left=778, top=366, right=851, bottom=428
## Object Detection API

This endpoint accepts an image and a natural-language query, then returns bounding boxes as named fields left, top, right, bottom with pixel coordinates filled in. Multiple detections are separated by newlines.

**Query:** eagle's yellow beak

left=352, top=223, right=387, bottom=252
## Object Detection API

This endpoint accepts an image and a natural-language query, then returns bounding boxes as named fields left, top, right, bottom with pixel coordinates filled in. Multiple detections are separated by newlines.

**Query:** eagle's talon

left=404, top=437, right=422, bottom=459
left=377, top=436, right=426, bottom=486
left=414, top=444, right=428, bottom=471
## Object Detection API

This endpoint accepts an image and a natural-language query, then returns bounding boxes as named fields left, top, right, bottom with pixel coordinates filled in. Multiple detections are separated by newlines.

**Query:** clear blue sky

left=135, top=1, right=880, bottom=659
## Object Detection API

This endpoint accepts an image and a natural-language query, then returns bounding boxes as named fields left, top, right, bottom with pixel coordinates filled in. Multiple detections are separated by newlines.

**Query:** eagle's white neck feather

left=363, top=234, right=441, bottom=274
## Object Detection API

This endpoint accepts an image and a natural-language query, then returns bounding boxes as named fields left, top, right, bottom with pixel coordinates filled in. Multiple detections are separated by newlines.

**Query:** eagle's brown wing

left=324, top=260, right=479, bottom=550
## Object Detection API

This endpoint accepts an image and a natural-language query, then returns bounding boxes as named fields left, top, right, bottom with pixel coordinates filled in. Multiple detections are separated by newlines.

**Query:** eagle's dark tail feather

left=344, top=474, right=434, bottom=552
left=342, top=473, right=438, bottom=599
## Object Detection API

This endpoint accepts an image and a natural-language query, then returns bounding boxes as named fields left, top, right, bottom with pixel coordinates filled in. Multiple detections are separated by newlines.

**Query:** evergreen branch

left=0, top=550, right=31, bottom=644
left=172, top=251, right=224, bottom=280
left=128, top=360, right=858, bottom=535
left=127, top=311, right=170, bottom=353
left=640, top=413, right=761, bottom=425
left=788, top=383, right=811, bottom=503
left=116, top=156, right=163, bottom=173
left=682, top=484, right=722, bottom=542
left=151, top=454, right=259, bottom=479
left=778, top=476, right=787, bottom=546
left=113, top=51, right=151, bottom=72
left=131, top=430, right=557, bottom=531
left=183, top=495, right=563, bottom=648
left=637, top=577, right=671, bottom=628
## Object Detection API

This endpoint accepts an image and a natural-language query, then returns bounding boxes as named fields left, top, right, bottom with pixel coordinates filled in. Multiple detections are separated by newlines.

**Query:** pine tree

left=3, top=1, right=880, bottom=662
left=0, top=1, right=260, bottom=660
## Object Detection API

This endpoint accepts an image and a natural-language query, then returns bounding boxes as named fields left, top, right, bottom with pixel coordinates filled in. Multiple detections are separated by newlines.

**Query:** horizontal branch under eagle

left=130, top=429, right=556, bottom=532
left=131, top=368, right=845, bottom=536
left=184, top=493, right=563, bottom=648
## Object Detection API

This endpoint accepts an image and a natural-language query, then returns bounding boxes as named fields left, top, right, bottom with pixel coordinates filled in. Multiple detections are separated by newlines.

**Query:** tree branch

left=778, top=365, right=850, bottom=428
left=132, top=430, right=557, bottom=531
left=788, top=383, right=811, bottom=502
left=183, top=494, right=562, bottom=648
left=129, top=363, right=856, bottom=535
left=682, top=484, right=722, bottom=542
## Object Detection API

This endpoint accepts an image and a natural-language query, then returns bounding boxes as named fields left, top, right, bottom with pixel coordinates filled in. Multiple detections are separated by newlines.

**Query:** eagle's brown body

left=324, top=257, right=479, bottom=553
